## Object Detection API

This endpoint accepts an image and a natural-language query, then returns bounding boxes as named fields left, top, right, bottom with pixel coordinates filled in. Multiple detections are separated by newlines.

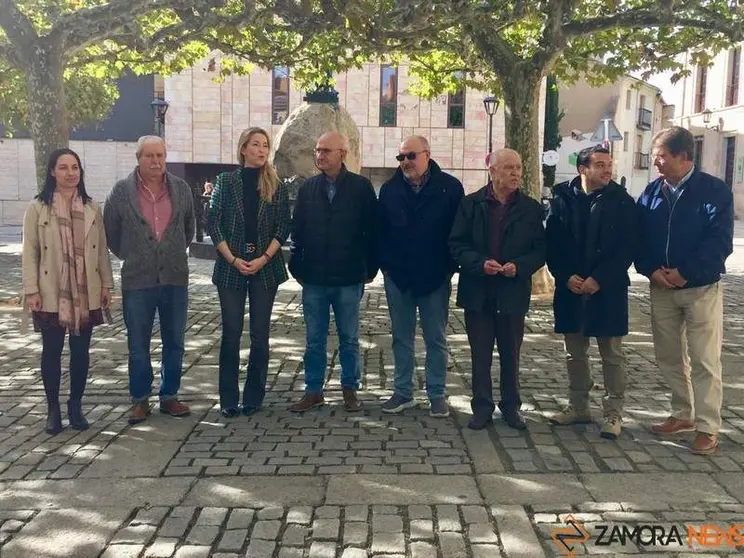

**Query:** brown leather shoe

left=289, top=392, right=324, bottom=413
left=650, top=417, right=695, bottom=436
left=129, top=400, right=151, bottom=425
left=343, top=389, right=363, bottom=412
left=159, top=398, right=190, bottom=417
left=690, top=432, right=719, bottom=455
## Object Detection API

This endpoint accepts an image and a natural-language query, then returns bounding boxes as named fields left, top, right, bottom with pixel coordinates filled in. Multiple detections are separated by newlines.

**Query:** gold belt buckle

left=246, top=243, right=256, bottom=253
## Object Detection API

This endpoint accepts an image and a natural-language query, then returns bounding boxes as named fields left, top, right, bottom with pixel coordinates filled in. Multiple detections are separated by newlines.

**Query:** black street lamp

left=483, top=95, right=499, bottom=156
left=151, top=98, right=169, bottom=137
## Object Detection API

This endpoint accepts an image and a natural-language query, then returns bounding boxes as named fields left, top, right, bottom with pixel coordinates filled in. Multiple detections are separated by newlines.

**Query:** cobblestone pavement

left=0, top=227, right=743, bottom=557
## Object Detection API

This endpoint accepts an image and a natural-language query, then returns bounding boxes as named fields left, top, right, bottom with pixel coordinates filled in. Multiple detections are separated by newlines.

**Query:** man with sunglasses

left=288, top=131, right=379, bottom=413
left=378, top=136, right=464, bottom=417
left=449, top=149, right=545, bottom=430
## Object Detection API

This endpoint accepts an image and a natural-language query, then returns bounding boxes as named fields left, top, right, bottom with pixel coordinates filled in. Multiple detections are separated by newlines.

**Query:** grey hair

left=135, top=135, right=167, bottom=158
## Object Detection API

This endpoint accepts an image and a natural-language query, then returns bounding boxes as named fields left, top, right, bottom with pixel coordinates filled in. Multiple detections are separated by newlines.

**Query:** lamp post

left=483, top=96, right=499, bottom=156
left=151, top=98, right=169, bottom=137
left=702, top=108, right=720, bottom=131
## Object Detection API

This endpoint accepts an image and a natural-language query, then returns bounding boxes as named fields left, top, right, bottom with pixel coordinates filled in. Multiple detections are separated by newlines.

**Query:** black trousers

left=40, top=324, right=93, bottom=405
left=464, top=308, right=525, bottom=418
left=217, top=279, right=278, bottom=410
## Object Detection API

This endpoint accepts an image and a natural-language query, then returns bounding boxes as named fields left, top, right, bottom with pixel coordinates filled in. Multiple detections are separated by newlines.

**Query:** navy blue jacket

left=378, top=160, right=464, bottom=297
left=635, top=168, right=733, bottom=288
left=547, top=178, right=639, bottom=337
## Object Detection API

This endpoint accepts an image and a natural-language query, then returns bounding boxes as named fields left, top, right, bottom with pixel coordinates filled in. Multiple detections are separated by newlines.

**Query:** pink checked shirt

left=137, top=171, right=173, bottom=242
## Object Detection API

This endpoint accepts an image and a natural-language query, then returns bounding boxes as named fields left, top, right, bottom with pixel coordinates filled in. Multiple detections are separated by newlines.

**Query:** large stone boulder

left=271, top=103, right=361, bottom=189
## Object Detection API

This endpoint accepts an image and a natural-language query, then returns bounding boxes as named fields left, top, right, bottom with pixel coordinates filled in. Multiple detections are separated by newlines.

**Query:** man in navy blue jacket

left=636, top=126, right=733, bottom=455
left=378, top=135, right=464, bottom=417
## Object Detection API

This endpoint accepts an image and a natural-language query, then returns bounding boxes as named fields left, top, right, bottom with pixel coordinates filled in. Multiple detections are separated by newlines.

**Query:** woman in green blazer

left=207, top=127, right=291, bottom=417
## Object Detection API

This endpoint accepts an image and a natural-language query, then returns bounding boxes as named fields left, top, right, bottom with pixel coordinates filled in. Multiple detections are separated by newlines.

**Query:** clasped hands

left=651, top=267, right=687, bottom=289
left=567, top=275, right=600, bottom=295
left=232, top=255, right=268, bottom=276
left=483, top=259, right=516, bottom=278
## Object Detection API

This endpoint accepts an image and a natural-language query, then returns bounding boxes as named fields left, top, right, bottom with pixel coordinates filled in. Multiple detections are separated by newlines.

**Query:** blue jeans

left=122, top=285, right=188, bottom=402
left=302, top=283, right=364, bottom=393
left=384, top=274, right=450, bottom=400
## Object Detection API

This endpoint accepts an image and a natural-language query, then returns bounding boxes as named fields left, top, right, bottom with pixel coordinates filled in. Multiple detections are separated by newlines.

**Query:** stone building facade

left=661, top=46, right=744, bottom=217
left=0, top=60, right=544, bottom=226
left=163, top=57, right=523, bottom=193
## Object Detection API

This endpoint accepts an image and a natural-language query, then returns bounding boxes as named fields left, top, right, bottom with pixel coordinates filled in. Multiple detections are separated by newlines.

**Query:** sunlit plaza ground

left=0, top=224, right=743, bottom=557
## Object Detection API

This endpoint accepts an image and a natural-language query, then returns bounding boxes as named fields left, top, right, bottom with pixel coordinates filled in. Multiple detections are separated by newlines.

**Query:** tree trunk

left=502, top=64, right=542, bottom=199
left=501, top=63, right=554, bottom=296
left=26, top=42, right=69, bottom=190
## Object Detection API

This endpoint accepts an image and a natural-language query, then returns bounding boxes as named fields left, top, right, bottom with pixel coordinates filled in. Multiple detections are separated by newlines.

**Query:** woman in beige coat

left=22, top=148, right=114, bottom=435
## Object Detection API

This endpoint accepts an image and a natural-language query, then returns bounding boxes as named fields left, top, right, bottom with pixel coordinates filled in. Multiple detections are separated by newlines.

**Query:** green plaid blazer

left=207, top=169, right=291, bottom=291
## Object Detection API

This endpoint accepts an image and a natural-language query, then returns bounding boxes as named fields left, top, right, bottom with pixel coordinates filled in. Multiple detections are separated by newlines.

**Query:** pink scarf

left=53, top=190, right=88, bottom=335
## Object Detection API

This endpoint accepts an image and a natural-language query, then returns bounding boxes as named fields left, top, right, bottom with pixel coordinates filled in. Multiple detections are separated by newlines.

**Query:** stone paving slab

left=0, top=478, right=192, bottom=510
left=478, top=473, right=592, bottom=505
left=0, top=238, right=744, bottom=556
left=710, top=472, right=744, bottom=503
left=80, top=439, right=182, bottom=478
left=1, top=507, right=132, bottom=558
left=325, top=475, right=481, bottom=505
left=582, top=473, right=738, bottom=506
left=183, top=477, right=326, bottom=507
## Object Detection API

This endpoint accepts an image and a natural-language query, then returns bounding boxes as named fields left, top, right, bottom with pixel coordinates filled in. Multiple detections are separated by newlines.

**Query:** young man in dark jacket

left=288, top=131, right=379, bottom=413
left=546, top=145, right=639, bottom=439
left=378, top=136, right=464, bottom=418
left=636, top=126, right=733, bottom=455
left=449, top=149, right=546, bottom=430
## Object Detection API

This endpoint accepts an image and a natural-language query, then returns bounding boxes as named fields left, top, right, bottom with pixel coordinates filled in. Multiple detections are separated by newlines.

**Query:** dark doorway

left=168, top=162, right=238, bottom=242
left=724, top=137, right=736, bottom=191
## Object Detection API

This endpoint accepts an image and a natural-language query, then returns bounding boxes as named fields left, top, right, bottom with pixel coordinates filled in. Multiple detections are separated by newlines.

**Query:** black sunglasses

left=395, top=151, right=426, bottom=162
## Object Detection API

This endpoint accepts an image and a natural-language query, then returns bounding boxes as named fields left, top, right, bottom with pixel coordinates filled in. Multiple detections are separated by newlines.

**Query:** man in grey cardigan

left=104, top=136, right=195, bottom=425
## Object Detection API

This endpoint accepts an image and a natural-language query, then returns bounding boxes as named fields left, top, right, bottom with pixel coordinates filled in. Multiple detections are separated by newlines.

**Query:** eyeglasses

left=395, top=151, right=427, bottom=162
left=314, top=148, right=343, bottom=155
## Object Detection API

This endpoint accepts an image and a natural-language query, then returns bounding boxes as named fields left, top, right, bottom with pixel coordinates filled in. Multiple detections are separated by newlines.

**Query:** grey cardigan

left=103, top=169, right=195, bottom=291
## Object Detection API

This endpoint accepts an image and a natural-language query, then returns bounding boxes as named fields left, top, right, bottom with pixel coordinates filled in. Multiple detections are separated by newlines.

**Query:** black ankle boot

left=46, top=403, right=63, bottom=435
left=67, top=399, right=89, bottom=430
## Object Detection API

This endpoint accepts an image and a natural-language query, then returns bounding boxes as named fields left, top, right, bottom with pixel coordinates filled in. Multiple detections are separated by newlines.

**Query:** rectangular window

left=623, top=132, right=629, bottom=152
left=727, top=47, right=741, bottom=107
left=635, top=152, right=650, bottom=169
left=625, top=90, right=632, bottom=110
left=634, top=134, right=647, bottom=168
left=447, top=72, right=466, bottom=128
left=693, top=136, right=704, bottom=169
left=695, top=65, right=707, bottom=113
left=379, top=65, right=398, bottom=127
left=272, top=67, right=290, bottom=125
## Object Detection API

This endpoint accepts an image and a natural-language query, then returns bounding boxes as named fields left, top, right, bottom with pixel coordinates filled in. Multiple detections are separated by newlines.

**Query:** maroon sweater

left=486, top=187, right=516, bottom=262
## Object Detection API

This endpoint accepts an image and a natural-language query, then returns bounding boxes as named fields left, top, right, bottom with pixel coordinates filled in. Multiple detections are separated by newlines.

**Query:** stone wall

left=0, top=139, right=137, bottom=225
